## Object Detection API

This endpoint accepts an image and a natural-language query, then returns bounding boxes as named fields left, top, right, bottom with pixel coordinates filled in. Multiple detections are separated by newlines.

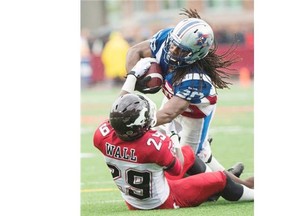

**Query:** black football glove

left=135, top=76, right=162, bottom=94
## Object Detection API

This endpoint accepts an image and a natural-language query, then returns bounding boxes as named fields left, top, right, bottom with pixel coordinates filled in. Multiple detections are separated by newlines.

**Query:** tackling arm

left=155, top=96, right=190, bottom=126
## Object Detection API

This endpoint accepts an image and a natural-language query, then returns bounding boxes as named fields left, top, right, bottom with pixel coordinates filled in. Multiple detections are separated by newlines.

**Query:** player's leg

left=224, top=170, right=254, bottom=189
left=168, top=171, right=227, bottom=207
left=183, top=151, right=245, bottom=202
left=180, top=114, right=244, bottom=177
left=220, top=171, right=254, bottom=201
left=169, top=171, right=253, bottom=208
left=179, top=114, right=225, bottom=171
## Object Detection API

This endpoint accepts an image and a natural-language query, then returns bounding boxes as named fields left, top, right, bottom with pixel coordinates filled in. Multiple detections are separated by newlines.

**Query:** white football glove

left=128, top=57, right=157, bottom=78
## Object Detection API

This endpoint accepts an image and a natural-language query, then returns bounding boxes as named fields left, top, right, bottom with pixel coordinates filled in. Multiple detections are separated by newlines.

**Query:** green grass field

left=81, top=81, right=254, bottom=216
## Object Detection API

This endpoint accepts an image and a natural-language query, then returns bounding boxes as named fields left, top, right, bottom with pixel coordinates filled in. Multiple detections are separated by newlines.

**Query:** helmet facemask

left=164, top=38, right=193, bottom=69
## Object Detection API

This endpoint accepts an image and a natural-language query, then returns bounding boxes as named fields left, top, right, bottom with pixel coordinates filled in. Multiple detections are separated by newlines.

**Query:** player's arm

left=155, top=96, right=190, bottom=126
left=120, top=56, right=157, bottom=96
left=164, top=157, right=182, bottom=176
left=126, top=40, right=152, bottom=72
left=169, top=131, right=184, bottom=165
left=162, top=132, right=184, bottom=176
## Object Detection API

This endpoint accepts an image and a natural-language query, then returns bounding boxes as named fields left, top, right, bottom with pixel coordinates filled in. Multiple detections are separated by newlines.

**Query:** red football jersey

left=93, top=120, right=179, bottom=209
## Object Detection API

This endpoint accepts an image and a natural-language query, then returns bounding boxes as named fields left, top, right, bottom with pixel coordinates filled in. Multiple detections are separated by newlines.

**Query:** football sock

left=206, top=155, right=225, bottom=171
left=238, top=185, right=254, bottom=201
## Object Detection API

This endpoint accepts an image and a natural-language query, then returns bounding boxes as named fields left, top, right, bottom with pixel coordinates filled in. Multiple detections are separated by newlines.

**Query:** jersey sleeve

left=173, top=73, right=215, bottom=104
left=143, top=130, right=182, bottom=176
left=150, top=28, right=173, bottom=57
left=163, top=157, right=182, bottom=176
left=93, top=119, right=111, bottom=151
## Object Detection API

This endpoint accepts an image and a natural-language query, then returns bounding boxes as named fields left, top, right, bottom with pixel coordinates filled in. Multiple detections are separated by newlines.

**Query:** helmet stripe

left=176, top=20, right=202, bottom=38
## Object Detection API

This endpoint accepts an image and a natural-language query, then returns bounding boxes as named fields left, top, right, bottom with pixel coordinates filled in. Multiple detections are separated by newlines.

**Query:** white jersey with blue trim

left=149, top=28, right=217, bottom=119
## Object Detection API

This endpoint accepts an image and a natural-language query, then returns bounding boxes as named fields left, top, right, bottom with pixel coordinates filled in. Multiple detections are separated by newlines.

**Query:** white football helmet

left=164, top=18, right=214, bottom=67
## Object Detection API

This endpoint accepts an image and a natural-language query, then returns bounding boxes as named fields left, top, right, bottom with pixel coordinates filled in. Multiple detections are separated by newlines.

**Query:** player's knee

left=221, top=174, right=244, bottom=201
left=186, top=157, right=207, bottom=175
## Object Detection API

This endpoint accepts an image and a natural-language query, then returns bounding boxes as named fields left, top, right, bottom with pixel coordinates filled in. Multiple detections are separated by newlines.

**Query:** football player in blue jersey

left=124, top=9, right=244, bottom=176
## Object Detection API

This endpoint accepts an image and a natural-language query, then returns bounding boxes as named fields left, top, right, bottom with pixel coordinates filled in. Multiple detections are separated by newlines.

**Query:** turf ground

left=81, top=80, right=254, bottom=216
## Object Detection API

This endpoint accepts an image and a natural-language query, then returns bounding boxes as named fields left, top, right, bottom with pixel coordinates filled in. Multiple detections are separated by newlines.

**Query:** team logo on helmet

left=195, top=32, right=210, bottom=47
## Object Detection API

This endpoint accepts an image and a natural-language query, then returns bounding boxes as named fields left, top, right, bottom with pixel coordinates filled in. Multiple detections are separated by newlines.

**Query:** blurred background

left=80, top=0, right=254, bottom=88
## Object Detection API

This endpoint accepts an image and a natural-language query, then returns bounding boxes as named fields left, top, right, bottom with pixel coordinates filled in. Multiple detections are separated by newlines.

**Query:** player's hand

left=135, top=76, right=162, bottom=94
left=128, top=57, right=157, bottom=78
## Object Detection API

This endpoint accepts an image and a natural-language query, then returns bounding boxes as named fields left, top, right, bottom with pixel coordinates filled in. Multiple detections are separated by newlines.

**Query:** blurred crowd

left=81, top=27, right=254, bottom=88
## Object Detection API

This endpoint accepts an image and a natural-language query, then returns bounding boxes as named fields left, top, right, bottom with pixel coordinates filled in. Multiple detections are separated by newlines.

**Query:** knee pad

left=221, top=174, right=244, bottom=201
left=186, top=157, right=207, bottom=175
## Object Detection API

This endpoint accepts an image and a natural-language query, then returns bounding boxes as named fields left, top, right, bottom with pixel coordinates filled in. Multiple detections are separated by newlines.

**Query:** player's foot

left=227, top=162, right=244, bottom=178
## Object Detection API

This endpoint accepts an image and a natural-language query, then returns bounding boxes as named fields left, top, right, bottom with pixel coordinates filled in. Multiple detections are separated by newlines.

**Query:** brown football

left=139, top=62, right=163, bottom=89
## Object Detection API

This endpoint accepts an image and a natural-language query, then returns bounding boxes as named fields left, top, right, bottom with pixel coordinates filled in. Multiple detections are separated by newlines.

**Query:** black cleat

left=227, top=162, right=244, bottom=178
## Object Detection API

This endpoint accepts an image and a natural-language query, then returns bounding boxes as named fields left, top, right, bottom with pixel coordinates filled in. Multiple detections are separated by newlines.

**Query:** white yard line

left=81, top=153, right=96, bottom=158
left=210, top=126, right=253, bottom=134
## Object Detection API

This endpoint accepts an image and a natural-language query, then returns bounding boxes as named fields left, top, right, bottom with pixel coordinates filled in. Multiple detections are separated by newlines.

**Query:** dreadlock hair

left=179, top=8, right=201, bottom=19
left=173, top=8, right=242, bottom=89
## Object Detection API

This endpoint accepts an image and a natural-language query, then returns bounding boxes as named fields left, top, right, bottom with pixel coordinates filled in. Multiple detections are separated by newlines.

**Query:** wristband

left=121, top=74, right=137, bottom=93
left=127, top=71, right=137, bottom=78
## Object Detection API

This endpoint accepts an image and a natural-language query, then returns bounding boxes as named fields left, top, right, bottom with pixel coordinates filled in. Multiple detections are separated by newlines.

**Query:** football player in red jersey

left=93, top=92, right=254, bottom=210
